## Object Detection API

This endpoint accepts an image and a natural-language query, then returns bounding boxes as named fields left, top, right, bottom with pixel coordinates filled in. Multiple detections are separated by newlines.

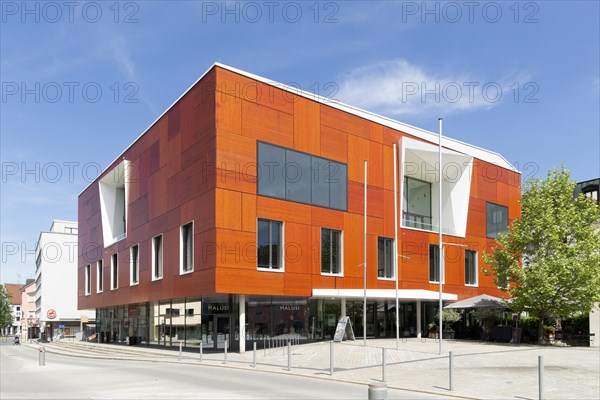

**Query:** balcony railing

left=402, top=211, right=456, bottom=236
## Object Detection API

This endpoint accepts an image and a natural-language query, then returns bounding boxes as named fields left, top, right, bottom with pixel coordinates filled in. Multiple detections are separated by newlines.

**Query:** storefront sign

left=204, top=303, right=230, bottom=314
left=279, top=305, right=300, bottom=311
left=46, top=309, right=57, bottom=319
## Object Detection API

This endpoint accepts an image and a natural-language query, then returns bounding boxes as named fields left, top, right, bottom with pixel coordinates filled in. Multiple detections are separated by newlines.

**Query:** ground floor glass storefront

left=95, top=295, right=443, bottom=351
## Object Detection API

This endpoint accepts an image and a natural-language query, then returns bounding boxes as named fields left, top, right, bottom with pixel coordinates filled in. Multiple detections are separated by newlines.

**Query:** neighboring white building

left=35, top=220, right=95, bottom=340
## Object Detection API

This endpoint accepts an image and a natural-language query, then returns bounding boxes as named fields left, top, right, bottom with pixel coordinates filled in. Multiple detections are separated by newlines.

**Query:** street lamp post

left=438, top=117, right=444, bottom=356
left=363, top=160, right=367, bottom=346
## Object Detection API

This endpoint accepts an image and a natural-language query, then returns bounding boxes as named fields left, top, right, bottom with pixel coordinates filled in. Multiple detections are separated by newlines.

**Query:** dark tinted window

left=257, top=142, right=347, bottom=211
left=486, top=203, right=508, bottom=239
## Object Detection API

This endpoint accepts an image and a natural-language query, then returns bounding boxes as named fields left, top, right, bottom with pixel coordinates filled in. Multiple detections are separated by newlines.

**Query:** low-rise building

left=20, top=279, right=37, bottom=340
left=36, top=220, right=95, bottom=340
left=2, top=283, right=22, bottom=336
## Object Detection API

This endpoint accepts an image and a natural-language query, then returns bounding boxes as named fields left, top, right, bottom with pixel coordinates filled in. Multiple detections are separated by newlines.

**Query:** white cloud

left=337, top=60, right=525, bottom=117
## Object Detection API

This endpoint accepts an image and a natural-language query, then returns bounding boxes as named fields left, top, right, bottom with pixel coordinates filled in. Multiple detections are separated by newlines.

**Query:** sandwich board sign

left=333, top=316, right=355, bottom=342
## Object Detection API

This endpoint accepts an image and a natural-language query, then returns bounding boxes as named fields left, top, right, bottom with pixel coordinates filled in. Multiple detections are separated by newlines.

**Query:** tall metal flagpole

left=363, top=160, right=368, bottom=346
left=438, top=118, right=444, bottom=356
left=393, top=143, right=399, bottom=350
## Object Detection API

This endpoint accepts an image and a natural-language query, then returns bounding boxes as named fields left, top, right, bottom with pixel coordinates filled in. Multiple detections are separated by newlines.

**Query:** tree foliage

left=484, top=166, right=600, bottom=341
left=0, top=285, right=13, bottom=330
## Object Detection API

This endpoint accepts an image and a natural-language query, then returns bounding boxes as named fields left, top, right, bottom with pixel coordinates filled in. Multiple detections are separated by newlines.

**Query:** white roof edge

left=80, top=62, right=519, bottom=196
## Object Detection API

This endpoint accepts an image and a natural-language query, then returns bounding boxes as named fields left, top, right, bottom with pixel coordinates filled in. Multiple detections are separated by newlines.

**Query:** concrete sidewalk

left=29, top=338, right=600, bottom=399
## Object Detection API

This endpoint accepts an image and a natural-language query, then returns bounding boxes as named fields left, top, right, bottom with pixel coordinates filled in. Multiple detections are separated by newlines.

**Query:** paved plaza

left=16, top=338, right=600, bottom=399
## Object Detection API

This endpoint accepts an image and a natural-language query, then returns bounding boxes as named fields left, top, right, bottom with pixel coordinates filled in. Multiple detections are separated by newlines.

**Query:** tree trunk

left=537, top=317, right=545, bottom=343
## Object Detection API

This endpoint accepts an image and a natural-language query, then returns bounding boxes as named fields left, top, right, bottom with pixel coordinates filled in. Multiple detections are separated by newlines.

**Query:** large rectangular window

left=96, top=260, right=103, bottom=293
left=321, top=228, right=342, bottom=275
left=257, top=142, right=347, bottom=211
left=465, top=250, right=478, bottom=286
left=180, top=222, right=194, bottom=274
left=111, top=253, right=118, bottom=290
left=85, top=264, right=91, bottom=295
left=153, top=235, right=163, bottom=280
left=403, top=177, right=432, bottom=231
left=377, top=237, right=394, bottom=279
left=429, top=244, right=443, bottom=283
left=257, top=219, right=283, bottom=270
left=130, top=244, right=139, bottom=285
left=486, top=202, right=509, bottom=239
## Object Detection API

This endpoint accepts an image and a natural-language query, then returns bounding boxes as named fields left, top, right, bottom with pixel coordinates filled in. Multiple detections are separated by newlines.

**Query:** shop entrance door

left=205, top=315, right=230, bottom=350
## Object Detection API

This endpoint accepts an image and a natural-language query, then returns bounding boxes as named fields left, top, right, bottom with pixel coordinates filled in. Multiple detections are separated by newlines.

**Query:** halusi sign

left=203, top=302, right=230, bottom=314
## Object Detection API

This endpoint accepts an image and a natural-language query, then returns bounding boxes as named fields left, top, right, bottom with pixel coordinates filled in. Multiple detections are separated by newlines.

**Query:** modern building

left=19, top=279, right=37, bottom=340
left=2, top=283, right=22, bottom=336
left=78, top=63, right=521, bottom=352
left=36, top=220, right=95, bottom=340
left=575, top=178, right=600, bottom=347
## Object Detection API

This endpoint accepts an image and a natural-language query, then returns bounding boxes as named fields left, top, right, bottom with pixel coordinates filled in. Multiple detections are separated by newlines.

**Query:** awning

left=444, top=294, right=507, bottom=309
left=312, top=289, right=457, bottom=301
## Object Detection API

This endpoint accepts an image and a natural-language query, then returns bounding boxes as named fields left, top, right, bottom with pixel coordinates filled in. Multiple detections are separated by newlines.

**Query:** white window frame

left=320, top=227, right=344, bottom=277
left=377, top=236, right=395, bottom=281
left=111, top=253, right=118, bottom=290
left=152, top=234, right=163, bottom=281
left=130, top=244, right=139, bottom=286
left=96, top=260, right=104, bottom=293
left=256, top=219, right=285, bottom=272
left=428, top=244, right=445, bottom=284
left=84, top=264, right=91, bottom=295
left=464, top=249, right=479, bottom=287
left=180, top=222, right=194, bottom=275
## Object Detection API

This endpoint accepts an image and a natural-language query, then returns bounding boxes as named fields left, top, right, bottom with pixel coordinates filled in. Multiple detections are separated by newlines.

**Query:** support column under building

left=239, top=294, right=246, bottom=354
left=341, top=298, right=346, bottom=317
left=416, top=300, right=422, bottom=339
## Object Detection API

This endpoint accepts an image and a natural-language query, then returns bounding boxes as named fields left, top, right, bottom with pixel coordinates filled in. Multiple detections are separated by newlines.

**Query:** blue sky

left=1, top=1, right=599, bottom=284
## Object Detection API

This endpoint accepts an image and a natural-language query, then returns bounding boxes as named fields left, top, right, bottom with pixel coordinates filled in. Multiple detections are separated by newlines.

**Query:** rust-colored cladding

left=78, top=66, right=521, bottom=309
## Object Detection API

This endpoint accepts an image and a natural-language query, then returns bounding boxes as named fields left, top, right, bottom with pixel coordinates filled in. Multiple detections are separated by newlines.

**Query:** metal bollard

left=538, top=356, right=544, bottom=400
left=39, top=346, right=45, bottom=366
left=179, top=341, right=183, bottom=361
left=449, top=351, right=454, bottom=391
left=224, top=343, right=228, bottom=364
left=368, top=382, right=387, bottom=400
left=382, top=348, right=386, bottom=382
left=287, top=341, right=291, bottom=371
left=199, top=343, right=203, bottom=362
left=330, top=341, right=334, bottom=375
left=253, top=341, right=257, bottom=368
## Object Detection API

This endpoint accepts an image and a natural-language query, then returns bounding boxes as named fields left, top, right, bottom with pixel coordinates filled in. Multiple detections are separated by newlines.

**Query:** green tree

left=0, top=285, right=13, bottom=332
left=484, top=166, right=600, bottom=342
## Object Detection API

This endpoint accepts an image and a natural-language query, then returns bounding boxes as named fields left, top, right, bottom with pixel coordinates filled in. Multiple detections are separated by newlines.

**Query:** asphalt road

left=0, top=342, right=447, bottom=399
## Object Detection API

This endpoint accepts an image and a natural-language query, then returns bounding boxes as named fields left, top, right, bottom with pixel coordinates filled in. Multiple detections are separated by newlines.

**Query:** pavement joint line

left=24, top=342, right=478, bottom=400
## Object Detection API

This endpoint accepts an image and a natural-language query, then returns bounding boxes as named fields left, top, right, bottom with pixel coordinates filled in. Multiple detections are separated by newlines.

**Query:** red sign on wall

left=47, top=309, right=57, bottom=319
